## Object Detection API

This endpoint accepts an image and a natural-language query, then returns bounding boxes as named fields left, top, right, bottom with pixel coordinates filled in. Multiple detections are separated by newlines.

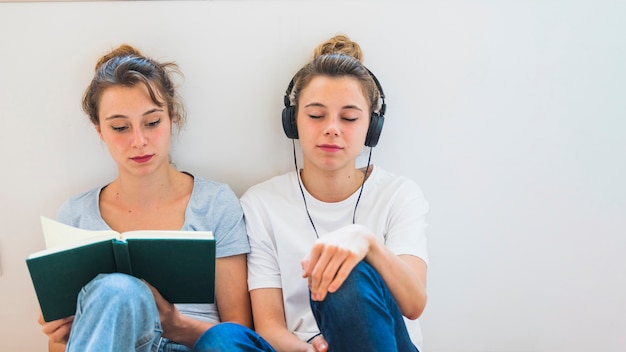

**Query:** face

left=95, top=84, right=172, bottom=177
left=296, top=75, right=370, bottom=173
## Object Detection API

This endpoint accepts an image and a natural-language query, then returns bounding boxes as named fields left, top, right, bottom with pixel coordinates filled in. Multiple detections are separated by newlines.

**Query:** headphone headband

left=365, top=68, right=386, bottom=116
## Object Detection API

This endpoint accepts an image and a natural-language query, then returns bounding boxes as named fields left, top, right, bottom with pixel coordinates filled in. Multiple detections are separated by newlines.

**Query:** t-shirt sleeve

left=240, top=190, right=283, bottom=290
left=55, top=199, right=74, bottom=226
left=384, top=179, right=429, bottom=265
left=188, top=181, right=250, bottom=258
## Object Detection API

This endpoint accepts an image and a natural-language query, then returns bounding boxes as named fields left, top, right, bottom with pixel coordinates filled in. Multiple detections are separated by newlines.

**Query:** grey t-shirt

left=57, top=174, right=250, bottom=323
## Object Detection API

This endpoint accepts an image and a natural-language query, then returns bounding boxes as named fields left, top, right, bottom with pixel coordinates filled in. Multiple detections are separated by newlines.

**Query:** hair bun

left=95, top=44, right=143, bottom=71
left=313, top=35, right=363, bottom=63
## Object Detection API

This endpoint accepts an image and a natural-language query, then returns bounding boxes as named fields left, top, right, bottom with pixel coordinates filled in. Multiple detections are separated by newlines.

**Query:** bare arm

left=365, top=244, right=427, bottom=319
left=48, top=341, right=66, bottom=352
left=214, top=254, right=253, bottom=327
left=250, top=288, right=316, bottom=352
left=303, top=224, right=427, bottom=320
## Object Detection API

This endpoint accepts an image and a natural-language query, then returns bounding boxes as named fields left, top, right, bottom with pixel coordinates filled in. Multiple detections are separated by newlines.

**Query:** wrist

left=165, top=315, right=213, bottom=348
left=364, top=230, right=380, bottom=262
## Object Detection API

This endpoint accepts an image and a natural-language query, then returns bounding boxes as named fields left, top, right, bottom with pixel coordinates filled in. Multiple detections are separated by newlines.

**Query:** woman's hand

left=309, top=334, right=329, bottom=352
left=144, top=280, right=211, bottom=348
left=143, top=280, right=184, bottom=338
left=37, top=311, right=74, bottom=345
left=301, top=224, right=374, bottom=301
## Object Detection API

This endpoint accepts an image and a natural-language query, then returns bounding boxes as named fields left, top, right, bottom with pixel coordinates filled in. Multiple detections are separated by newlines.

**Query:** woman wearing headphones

left=241, top=35, right=430, bottom=352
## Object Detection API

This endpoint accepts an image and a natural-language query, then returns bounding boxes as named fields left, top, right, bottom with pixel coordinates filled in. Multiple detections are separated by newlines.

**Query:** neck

left=112, top=164, right=183, bottom=209
left=300, top=165, right=367, bottom=203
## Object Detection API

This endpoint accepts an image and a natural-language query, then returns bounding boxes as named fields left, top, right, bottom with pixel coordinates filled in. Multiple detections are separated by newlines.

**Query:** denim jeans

left=309, top=261, right=419, bottom=352
left=66, top=273, right=274, bottom=352
left=193, top=322, right=275, bottom=352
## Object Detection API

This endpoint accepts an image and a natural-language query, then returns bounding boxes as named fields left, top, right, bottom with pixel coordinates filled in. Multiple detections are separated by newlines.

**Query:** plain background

left=1, top=1, right=624, bottom=351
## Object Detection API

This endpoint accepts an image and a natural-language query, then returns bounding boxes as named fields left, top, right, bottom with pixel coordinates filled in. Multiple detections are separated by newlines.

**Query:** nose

left=131, top=128, right=147, bottom=148
left=323, top=117, right=341, bottom=137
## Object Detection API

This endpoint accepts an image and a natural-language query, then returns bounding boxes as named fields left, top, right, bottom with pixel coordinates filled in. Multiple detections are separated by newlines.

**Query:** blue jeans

left=193, top=322, right=275, bottom=352
left=309, top=262, right=419, bottom=352
left=66, top=273, right=274, bottom=352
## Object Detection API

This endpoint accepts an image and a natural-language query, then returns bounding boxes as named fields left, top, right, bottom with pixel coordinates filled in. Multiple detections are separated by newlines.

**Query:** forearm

left=164, top=315, right=217, bottom=348
left=214, top=254, right=254, bottom=329
left=250, top=288, right=311, bottom=352
left=365, top=240, right=427, bottom=320
left=48, top=341, right=66, bottom=352
left=258, top=325, right=310, bottom=352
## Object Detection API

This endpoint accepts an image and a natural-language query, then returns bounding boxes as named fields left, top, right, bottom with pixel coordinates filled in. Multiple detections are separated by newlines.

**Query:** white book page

left=122, top=230, right=213, bottom=240
left=40, top=216, right=118, bottom=250
left=28, top=217, right=214, bottom=259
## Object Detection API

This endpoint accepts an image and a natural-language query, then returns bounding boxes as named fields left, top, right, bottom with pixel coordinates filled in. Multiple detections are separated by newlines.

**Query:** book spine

left=112, top=240, right=133, bottom=275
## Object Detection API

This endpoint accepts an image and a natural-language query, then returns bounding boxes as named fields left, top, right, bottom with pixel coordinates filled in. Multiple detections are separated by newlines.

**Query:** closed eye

left=111, top=126, right=128, bottom=132
left=146, top=119, right=161, bottom=127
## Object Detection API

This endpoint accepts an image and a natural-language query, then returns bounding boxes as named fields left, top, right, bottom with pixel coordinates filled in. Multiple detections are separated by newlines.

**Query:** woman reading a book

left=240, top=35, right=430, bottom=352
left=38, top=45, right=274, bottom=352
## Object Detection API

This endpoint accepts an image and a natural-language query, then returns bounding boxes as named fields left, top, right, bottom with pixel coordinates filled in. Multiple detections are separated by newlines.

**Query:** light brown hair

left=82, top=44, right=187, bottom=130
left=291, top=35, right=381, bottom=116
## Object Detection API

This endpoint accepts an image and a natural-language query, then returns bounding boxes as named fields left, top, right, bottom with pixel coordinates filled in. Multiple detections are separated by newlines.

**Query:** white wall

left=1, top=1, right=624, bottom=351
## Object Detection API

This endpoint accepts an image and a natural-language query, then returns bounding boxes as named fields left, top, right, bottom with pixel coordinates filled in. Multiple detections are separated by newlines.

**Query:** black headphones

left=281, top=68, right=387, bottom=148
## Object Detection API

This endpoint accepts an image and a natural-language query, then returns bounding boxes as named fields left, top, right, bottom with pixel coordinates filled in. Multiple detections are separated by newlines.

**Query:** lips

left=318, top=144, right=342, bottom=153
left=130, top=154, right=153, bottom=163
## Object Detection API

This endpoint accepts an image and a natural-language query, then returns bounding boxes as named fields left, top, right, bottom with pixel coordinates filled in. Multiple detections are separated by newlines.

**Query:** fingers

left=308, top=244, right=342, bottom=301
left=143, top=280, right=166, bottom=305
left=304, top=224, right=374, bottom=301
left=301, top=255, right=310, bottom=278
left=311, top=335, right=329, bottom=352
left=308, top=243, right=360, bottom=301
left=142, top=279, right=183, bottom=338
left=327, top=254, right=360, bottom=293
left=39, top=315, right=74, bottom=345
left=49, top=320, right=73, bottom=345
left=143, top=280, right=176, bottom=321
left=302, top=243, right=322, bottom=279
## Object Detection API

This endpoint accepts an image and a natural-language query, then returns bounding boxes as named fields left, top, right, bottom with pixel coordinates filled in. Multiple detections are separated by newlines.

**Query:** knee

left=81, top=273, right=152, bottom=306
left=330, top=262, right=378, bottom=298
left=87, top=273, right=148, bottom=294
left=311, top=261, right=383, bottom=310
left=343, top=261, right=378, bottom=287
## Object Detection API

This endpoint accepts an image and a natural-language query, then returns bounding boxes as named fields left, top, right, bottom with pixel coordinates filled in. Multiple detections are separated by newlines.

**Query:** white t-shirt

left=241, top=166, right=429, bottom=349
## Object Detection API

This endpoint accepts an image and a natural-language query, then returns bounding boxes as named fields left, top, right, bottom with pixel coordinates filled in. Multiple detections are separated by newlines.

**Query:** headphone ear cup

left=365, top=113, right=384, bottom=147
left=282, top=106, right=299, bottom=139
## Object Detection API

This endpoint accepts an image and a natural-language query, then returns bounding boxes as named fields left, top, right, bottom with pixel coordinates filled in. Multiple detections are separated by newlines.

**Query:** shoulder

left=370, top=167, right=425, bottom=195
left=367, top=167, right=428, bottom=212
left=240, top=171, right=296, bottom=203
left=191, top=175, right=237, bottom=199
left=187, top=175, right=242, bottom=216
left=56, top=185, right=107, bottom=229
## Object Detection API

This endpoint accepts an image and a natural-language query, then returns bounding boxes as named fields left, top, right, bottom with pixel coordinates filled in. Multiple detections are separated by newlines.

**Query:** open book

left=26, top=217, right=215, bottom=322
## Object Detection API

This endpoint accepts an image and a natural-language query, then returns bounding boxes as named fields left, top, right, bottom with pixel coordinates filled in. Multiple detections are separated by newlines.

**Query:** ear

left=95, top=125, right=103, bottom=140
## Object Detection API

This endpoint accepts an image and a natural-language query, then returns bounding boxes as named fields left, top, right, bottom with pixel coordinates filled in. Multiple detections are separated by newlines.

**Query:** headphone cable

left=294, top=140, right=319, bottom=238
left=353, top=147, right=373, bottom=224
left=294, top=140, right=373, bottom=239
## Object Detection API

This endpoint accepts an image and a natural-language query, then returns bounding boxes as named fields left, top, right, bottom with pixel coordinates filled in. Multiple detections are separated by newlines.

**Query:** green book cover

left=26, top=217, right=215, bottom=322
